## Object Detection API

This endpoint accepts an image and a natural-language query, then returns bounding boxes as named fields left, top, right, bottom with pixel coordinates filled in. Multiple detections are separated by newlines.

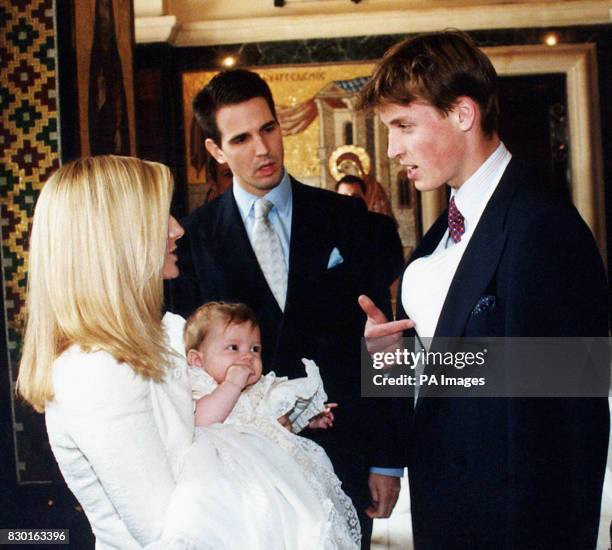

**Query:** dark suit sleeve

left=371, top=214, right=405, bottom=287
left=502, top=202, right=609, bottom=549
left=352, top=206, right=408, bottom=468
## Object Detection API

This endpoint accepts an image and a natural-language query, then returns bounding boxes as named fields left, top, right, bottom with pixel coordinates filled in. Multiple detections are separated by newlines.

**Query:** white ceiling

left=133, top=0, right=612, bottom=46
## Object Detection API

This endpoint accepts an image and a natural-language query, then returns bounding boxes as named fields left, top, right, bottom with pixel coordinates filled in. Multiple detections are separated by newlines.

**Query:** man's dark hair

left=357, top=30, right=499, bottom=136
left=192, top=69, right=277, bottom=146
left=336, top=175, right=367, bottom=195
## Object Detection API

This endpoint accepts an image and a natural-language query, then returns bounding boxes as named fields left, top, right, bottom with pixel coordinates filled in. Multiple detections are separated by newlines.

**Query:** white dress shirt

left=402, top=142, right=512, bottom=339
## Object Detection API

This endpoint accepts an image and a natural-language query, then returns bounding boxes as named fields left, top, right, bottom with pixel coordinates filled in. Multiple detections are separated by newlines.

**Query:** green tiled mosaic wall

left=1, top=0, right=60, bottom=482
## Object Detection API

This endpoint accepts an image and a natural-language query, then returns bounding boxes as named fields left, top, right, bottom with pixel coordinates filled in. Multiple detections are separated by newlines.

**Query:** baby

left=184, top=301, right=336, bottom=432
left=172, top=301, right=361, bottom=549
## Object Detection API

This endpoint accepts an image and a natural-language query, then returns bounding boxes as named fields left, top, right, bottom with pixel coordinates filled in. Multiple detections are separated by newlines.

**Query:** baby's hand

left=224, top=365, right=252, bottom=390
left=308, top=403, right=338, bottom=430
left=277, top=413, right=293, bottom=432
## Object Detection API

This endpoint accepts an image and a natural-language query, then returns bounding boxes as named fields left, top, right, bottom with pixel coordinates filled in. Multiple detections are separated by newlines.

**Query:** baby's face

left=198, top=321, right=263, bottom=387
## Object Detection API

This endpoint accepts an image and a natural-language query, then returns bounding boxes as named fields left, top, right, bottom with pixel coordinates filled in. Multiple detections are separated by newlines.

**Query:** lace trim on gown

left=187, top=359, right=361, bottom=549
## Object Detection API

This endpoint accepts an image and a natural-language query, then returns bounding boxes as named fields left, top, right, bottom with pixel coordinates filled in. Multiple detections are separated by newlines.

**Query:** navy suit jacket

left=368, top=211, right=404, bottom=287
left=169, top=177, right=404, bottom=509
left=396, top=158, right=609, bottom=549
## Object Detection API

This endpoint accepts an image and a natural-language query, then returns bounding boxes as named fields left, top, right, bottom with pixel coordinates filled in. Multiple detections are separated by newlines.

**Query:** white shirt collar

left=450, top=142, right=511, bottom=236
left=232, top=169, right=292, bottom=222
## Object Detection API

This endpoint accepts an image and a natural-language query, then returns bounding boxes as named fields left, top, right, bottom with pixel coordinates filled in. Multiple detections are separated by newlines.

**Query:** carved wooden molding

left=134, top=15, right=177, bottom=43
left=164, top=2, right=612, bottom=47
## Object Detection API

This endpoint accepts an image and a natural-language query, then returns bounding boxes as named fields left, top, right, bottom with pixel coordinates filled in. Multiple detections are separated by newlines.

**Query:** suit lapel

left=433, top=161, right=520, bottom=338
left=285, top=179, right=331, bottom=309
left=414, top=160, right=520, bottom=406
left=214, top=190, right=282, bottom=314
left=214, top=180, right=331, bottom=315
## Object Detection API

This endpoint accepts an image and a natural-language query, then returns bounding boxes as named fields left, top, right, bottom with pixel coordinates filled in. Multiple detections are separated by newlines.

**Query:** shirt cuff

left=369, top=467, right=404, bottom=477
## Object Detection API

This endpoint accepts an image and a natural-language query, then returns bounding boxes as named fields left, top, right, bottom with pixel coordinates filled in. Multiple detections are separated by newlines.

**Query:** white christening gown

left=161, top=359, right=361, bottom=550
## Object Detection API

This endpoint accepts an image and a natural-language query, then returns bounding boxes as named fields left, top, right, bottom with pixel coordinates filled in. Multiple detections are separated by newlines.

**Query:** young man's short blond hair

left=358, top=30, right=499, bottom=137
left=184, top=301, right=259, bottom=355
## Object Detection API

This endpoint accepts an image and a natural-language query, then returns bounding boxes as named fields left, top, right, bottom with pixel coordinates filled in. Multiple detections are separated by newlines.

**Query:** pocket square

left=471, top=295, right=496, bottom=316
left=327, top=247, right=344, bottom=269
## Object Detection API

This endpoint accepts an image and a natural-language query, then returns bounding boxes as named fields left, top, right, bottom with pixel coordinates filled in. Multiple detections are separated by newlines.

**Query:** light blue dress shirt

left=232, top=170, right=293, bottom=263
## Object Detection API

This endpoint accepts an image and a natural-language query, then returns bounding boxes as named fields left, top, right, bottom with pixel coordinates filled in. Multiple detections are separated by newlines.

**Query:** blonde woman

left=18, top=156, right=191, bottom=549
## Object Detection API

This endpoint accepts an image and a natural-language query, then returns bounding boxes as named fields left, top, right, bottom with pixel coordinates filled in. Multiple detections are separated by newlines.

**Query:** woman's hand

left=308, top=403, right=338, bottom=429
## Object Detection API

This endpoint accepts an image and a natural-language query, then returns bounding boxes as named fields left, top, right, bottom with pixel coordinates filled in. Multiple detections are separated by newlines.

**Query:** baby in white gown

left=161, top=302, right=360, bottom=550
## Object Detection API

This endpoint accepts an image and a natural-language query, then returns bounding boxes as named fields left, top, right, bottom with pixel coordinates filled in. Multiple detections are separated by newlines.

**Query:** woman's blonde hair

left=18, top=155, right=174, bottom=412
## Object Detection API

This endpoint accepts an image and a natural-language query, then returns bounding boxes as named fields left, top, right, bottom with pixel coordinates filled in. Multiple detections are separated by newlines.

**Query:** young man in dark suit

left=170, top=69, right=404, bottom=546
left=358, top=31, right=609, bottom=549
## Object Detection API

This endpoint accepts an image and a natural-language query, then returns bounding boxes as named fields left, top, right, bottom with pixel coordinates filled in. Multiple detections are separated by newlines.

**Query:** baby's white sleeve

left=47, top=351, right=176, bottom=546
left=267, top=359, right=328, bottom=433
left=187, top=366, right=217, bottom=401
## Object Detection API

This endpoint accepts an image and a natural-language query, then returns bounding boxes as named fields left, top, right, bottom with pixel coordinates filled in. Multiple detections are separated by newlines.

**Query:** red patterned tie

left=448, top=196, right=465, bottom=243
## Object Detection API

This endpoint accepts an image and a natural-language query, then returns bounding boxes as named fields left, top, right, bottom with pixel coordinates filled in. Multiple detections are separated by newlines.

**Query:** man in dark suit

left=335, top=174, right=405, bottom=293
left=170, top=69, right=404, bottom=546
left=357, top=31, right=609, bottom=549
